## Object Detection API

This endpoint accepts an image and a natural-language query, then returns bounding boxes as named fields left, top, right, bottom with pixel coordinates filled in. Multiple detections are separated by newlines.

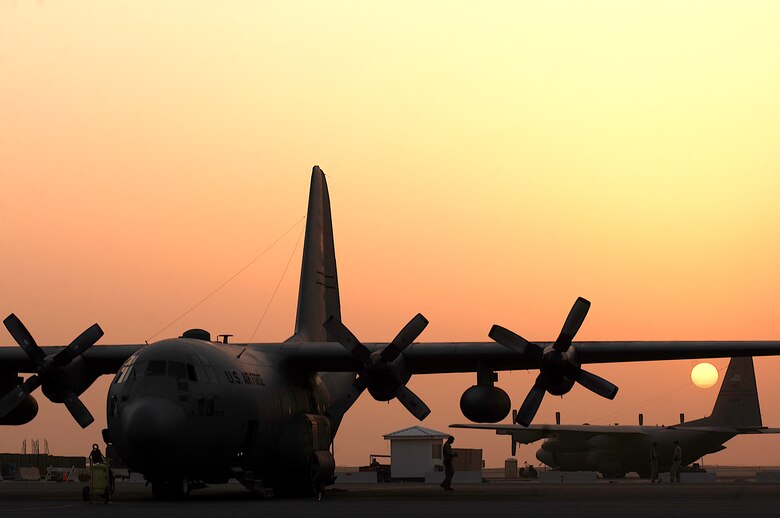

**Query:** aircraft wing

left=278, top=340, right=780, bottom=374
left=10, top=339, right=780, bottom=376
left=667, top=425, right=780, bottom=434
left=11, top=339, right=780, bottom=376
left=450, top=423, right=650, bottom=443
left=0, top=345, right=144, bottom=375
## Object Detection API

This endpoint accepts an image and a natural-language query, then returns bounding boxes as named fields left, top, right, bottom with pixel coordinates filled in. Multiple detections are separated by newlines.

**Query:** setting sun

left=691, top=362, right=719, bottom=389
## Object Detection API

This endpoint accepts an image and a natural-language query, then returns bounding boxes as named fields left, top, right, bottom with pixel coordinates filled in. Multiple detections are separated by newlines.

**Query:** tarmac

left=1, top=478, right=780, bottom=517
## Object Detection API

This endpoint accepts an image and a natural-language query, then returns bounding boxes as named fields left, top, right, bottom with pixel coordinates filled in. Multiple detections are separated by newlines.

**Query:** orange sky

left=1, top=1, right=779, bottom=467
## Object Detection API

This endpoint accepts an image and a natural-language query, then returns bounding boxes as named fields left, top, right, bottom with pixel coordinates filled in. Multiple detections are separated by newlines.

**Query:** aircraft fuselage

left=106, top=337, right=353, bottom=490
left=535, top=428, right=733, bottom=477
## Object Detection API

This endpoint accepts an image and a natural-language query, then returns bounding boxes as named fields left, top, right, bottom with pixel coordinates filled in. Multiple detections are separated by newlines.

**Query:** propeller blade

left=553, top=297, right=590, bottom=351
left=380, top=313, right=429, bottom=363
left=515, top=375, right=547, bottom=427
left=489, top=325, right=542, bottom=360
left=62, top=392, right=94, bottom=428
left=0, top=376, right=41, bottom=418
left=323, top=317, right=371, bottom=364
left=3, top=314, right=45, bottom=365
left=54, top=323, right=104, bottom=367
left=511, top=436, right=517, bottom=457
left=394, top=385, right=431, bottom=421
left=326, top=377, right=368, bottom=419
left=575, top=369, right=619, bottom=400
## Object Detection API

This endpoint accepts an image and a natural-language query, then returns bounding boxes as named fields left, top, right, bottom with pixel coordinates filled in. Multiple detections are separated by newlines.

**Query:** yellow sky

left=1, top=1, right=779, bottom=467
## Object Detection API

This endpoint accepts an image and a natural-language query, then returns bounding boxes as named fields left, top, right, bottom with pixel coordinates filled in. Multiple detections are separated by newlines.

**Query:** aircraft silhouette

left=2, top=166, right=780, bottom=497
left=453, top=356, right=780, bottom=478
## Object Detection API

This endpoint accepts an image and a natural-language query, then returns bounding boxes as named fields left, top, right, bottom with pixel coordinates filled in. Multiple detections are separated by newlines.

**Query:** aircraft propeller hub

left=540, top=348, right=565, bottom=370
left=363, top=352, right=386, bottom=372
left=489, top=297, right=619, bottom=427
left=323, top=313, right=432, bottom=421
left=38, top=357, right=56, bottom=373
left=40, top=378, right=67, bottom=403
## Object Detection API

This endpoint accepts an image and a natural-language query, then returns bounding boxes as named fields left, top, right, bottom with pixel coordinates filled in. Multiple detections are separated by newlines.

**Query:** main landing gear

left=151, top=476, right=190, bottom=500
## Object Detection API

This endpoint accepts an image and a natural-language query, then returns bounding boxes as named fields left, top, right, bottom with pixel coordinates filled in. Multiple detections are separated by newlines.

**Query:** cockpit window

left=168, top=361, right=187, bottom=379
left=145, top=360, right=167, bottom=376
left=122, top=358, right=214, bottom=383
left=186, top=354, right=218, bottom=383
left=187, top=363, right=198, bottom=382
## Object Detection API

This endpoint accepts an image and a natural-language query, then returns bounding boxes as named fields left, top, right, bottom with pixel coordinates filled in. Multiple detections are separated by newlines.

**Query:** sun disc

left=691, top=362, right=718, bottom=389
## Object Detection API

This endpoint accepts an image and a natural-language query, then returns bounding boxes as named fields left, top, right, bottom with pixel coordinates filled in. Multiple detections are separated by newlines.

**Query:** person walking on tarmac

left=670, top=441, right=683, bottom=483
left=440, top=436, right=458, bottom=491
left=650, top=442, right=660, bottom=483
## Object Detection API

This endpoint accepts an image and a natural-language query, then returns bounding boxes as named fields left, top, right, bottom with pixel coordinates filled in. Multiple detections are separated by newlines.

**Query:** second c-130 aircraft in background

left=2, top=166, right=780, bottom=497
left=453, top=356, right=780, bottom=479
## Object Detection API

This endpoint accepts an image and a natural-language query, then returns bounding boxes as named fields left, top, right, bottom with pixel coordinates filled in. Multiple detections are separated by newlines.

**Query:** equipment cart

left=82, top=461, right=114, bottom=504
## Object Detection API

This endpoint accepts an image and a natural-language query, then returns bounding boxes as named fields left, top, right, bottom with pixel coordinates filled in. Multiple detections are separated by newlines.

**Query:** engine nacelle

left=0, top=374, right=38, bottom=425
left=366, top=354, right=411, bottom=402
left=0, top=393, right=38, bottom=425
left=460, top=385, right=511, bottom=423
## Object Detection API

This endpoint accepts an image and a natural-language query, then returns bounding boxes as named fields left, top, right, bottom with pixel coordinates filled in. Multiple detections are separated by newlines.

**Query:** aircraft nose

left=536, top=447, right=555, bottom=467
left=122, top=397, right=186, bottom=452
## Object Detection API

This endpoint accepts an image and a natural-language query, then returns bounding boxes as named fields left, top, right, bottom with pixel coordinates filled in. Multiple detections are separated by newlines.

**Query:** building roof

left=382, top=426, right=450, bottom=440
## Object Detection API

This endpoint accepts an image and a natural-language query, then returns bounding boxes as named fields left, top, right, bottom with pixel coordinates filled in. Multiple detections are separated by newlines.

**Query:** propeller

left=324, top=313, right=431, bottom=421
left=489, top=297, right=618, bottom=427
left=0, top=314, right=103, bottom=428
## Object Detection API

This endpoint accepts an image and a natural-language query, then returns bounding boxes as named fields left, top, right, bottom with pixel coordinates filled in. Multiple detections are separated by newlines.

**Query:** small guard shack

left=382, top=426, right=449, bottom=481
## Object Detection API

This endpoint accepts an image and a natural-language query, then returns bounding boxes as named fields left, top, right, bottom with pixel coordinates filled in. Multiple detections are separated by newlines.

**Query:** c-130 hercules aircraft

left=453, top=356, right=780, bottom=478
left=2, top=166, right=780, bottom=498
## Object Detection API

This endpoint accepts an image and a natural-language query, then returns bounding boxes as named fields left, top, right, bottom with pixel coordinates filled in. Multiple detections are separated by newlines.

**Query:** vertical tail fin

left=287, top=166, right=341, bottom=343
left=705, top=357, right=763, bottom=428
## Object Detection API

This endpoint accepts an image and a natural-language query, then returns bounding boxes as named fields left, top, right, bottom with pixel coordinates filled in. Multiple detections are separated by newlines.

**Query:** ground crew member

left=440, top=436, right=457, bottom=491
left=650, top=442, right=660, bottom=483
left=670, top=441, right=682, bottom=483
left=89, top=444, right=104, bottom=465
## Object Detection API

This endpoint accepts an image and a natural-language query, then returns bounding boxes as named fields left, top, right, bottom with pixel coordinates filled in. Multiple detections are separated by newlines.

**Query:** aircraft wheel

left=151, top=479, right=189, bottom=500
